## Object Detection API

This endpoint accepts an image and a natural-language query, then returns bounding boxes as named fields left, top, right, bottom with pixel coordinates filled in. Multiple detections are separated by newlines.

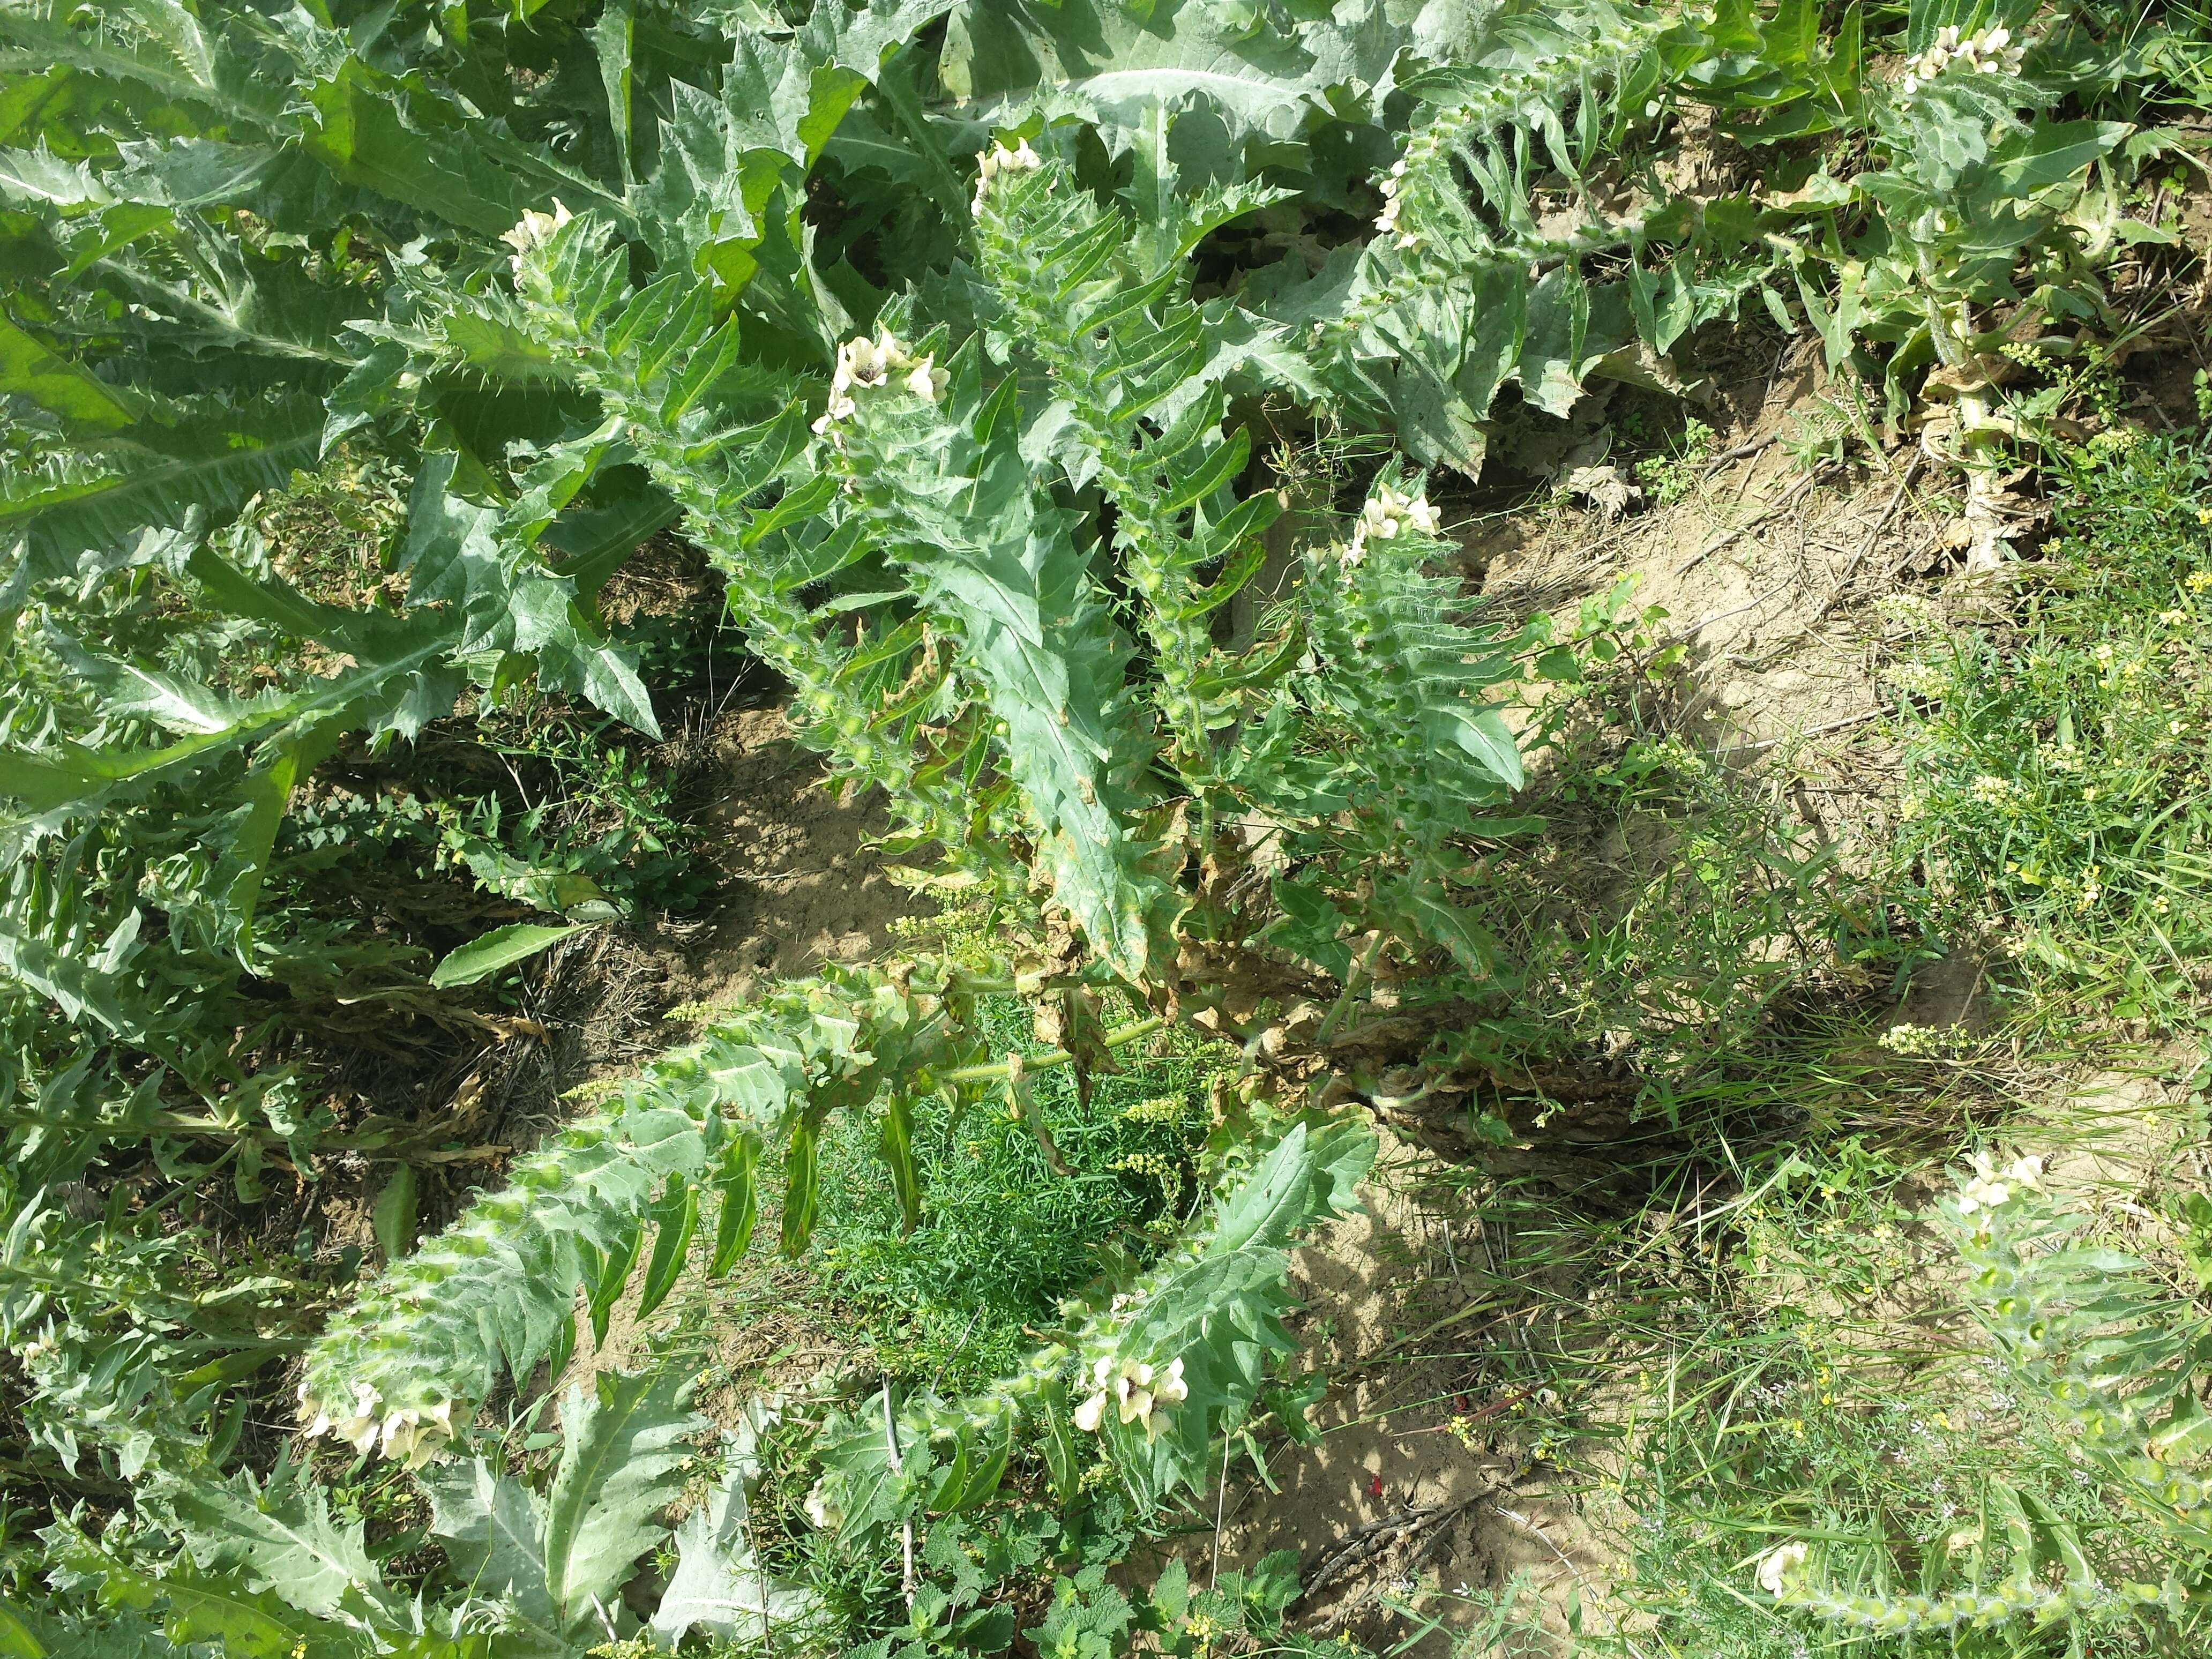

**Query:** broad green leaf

left=0, top=1, right=282, bottom=126
left=0, top=915, right=175, bottom=1057
left=1988, top=119, right=2128, bottom=198
left=651, top=1454, right=816, bottom=1646
left=588, top=0, right=637, bottom=188
left=156, top=1466, right=399, bottom=1625
left=1037, top=1376, right=1081, bottom=1503
left=940, top=0, right=1404, bottom=148
left=0, top=1606, right=37, bottom=1659
left=1, top=395, right=320, bottom=570
left=42, top=631, right=245, bottom=737
left=878, top=1089, right=921, bottom=1233
left=709, top=1133, right=761, bottom=1276
left=0, top=315, right=137, bottom=429
left=590, top=1220, right=646, bottom=1348
left=137, top=1573, right=354, bottom=1659
left=781, top=1118, right=819, bottom=1255
left=428, top=923, right=591, bottom=989
left=829, top=346, right=1166, bottom=976
left=542, top=1369, right=707, bottom=1630
left=299, top=63, right=534, bottom=237
left=1425, top=705, right=1524, bottom=789
left=1205, top=1123, right=1359, bottom=1257
left=421, top=1458, right=554, bottom=1632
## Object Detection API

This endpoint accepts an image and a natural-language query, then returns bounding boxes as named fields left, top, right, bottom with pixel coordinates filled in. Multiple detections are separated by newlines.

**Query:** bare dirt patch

left=1196, top=1130, right=1611, bottom=1653
left=684, top=705, right=921, bottom=1001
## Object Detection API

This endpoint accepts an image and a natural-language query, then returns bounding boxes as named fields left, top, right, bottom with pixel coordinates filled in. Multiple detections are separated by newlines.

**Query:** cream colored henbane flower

left=1896, top=23, right=2027, bottom=102
left=326, top=1381, right=382, bottom=1456
left=1956, top=1150, right=2014, bottom=1216
left=1346, top=483, right=1440, bottom=568
left=1755, top=1541, right=1807, bottom=1595
left=1371, top=185, right=1418, bottom=249
left=302, top=1380, right=454, bottom=1466
left=904, top=356, right=946, bottom=401
left=1115, top=1361, right=1156, bottom=1425
left=1073, top=1354, right=1115, bottom=1432
left=500, top=201, right=573, bottom=277
left=972, top=138, right=1043, bottom=217
left=388, top=1398, right=455, bottom=1469
left=1074, top=1354, right=1188, bottom=1439
left=1150, top=1356, right=1188, bottom=1418
left=379, top=1407, right=419, bottom=1461
left=816, top=329, right=943, bottom=433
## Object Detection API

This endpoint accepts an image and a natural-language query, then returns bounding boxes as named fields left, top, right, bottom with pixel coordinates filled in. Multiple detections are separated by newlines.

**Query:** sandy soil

left=685, top=704, right=920, bottom=998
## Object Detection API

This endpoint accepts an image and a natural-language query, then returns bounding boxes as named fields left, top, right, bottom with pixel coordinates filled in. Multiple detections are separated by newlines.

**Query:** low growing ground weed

left=1635, top=418, right=1717, bottom=508
left=1887, top=434, right=2212, bottom=1027
left=1539, top=1142, right=2212, bottom=1656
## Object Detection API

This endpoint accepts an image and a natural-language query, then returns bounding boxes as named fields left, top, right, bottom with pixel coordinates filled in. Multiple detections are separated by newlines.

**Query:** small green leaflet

left=371, top=1165, right=417, bottom=1263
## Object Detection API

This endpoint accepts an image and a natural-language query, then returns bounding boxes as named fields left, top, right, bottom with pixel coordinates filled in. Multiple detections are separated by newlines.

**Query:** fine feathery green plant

left=806, top=992, right=1230, bottom=1392
left=805, top=1116, right=1373, bottom=1530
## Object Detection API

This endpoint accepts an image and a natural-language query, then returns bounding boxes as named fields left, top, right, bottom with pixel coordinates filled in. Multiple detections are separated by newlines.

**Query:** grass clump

left=1886, top=431, right=2212, bottom=1027
left=1438, top=654, right=1904, bottom=1114
left=1447, top=1122, right=2210, bottom=1659
left=1601, top=1163, right=2212, bottom=1656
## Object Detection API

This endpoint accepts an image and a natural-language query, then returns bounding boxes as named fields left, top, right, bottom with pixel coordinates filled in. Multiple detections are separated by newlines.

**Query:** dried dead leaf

left=1563, top=463, right=1643, bottom=522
